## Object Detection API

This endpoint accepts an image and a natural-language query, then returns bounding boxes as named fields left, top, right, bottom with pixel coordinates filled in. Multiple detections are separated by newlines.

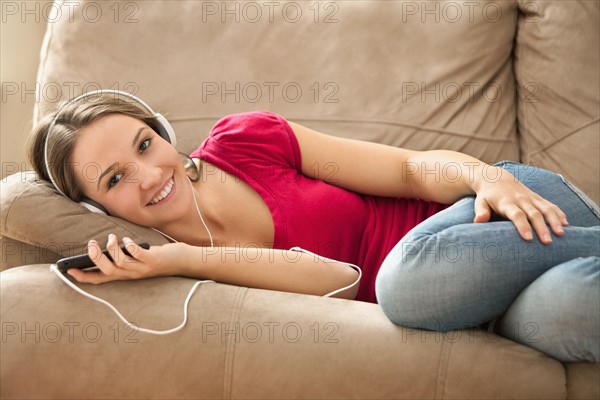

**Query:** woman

left=28, top=93, right=599, bottom=362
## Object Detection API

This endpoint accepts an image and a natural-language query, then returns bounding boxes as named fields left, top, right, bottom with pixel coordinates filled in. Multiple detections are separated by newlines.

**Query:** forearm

left=173, top=244, right=360, bottom=299
left=405, top=150, right=506, bottom=204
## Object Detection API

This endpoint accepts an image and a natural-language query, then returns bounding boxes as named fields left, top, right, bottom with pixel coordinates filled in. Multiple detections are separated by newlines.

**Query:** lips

left=147, top=176, right=175, bottom=206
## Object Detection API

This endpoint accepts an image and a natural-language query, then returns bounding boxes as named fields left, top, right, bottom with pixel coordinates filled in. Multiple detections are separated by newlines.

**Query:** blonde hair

left=27, top=93, right=159, bottom=201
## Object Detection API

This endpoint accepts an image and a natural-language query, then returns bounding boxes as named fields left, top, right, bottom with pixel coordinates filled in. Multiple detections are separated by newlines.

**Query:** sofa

left=1, top=0, right=599, bottom=398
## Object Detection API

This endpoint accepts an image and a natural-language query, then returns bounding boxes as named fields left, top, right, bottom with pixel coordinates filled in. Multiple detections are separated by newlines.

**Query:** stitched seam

left=33, top=0, right=59, bottom=124
left=530, top=117, right=600, bottom=157
left=166, top=115, right=512, bottom=143
left=222, top=287, right=248, bottom=400
left=517, top=0, right=528, bottom=161
left=295, top=118, right=513, bottom=142
left=434, top=340, right=452, bottom=400
left=1, top=180, right=36, bottom=238
left=562, top=363, right=569, bottom=400
left=558, top=175, right=600, bottom=219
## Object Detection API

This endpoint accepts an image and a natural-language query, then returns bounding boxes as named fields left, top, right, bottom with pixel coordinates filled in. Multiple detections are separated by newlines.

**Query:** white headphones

left=43, top=89, right=177, bottom=214
left=45, top=91, right=364, bottom=335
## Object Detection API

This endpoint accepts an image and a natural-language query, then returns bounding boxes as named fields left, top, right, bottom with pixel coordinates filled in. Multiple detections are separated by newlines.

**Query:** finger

left=88, top=238, right=124, bottom=277
left=66, top=268, right=115, bottom=285
left=121, top=237, right=147, bottom=262
left=533, top=198, right=567, bottom=236
left=88, top=239, right=102, bottom=264
left=519, top=202, right=552, bottom=244
left=107, top=233, right=128, bottom=267
left=67, top=241, right=120, bottom=284
left=473, top=196, right=491, bottom=223
left=503, top=204, right=534, bottom=241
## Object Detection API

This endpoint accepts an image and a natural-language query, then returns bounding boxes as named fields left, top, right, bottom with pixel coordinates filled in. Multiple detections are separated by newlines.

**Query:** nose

left=138, top=163, right=163, bottom=191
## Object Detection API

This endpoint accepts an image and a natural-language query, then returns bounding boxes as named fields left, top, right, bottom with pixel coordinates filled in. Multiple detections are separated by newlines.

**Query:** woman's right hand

left=66, top=234, right=185, bottom=284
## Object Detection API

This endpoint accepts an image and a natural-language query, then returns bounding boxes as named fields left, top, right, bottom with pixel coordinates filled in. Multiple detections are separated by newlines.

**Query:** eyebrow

left=96, top=127, right=147, bottom=191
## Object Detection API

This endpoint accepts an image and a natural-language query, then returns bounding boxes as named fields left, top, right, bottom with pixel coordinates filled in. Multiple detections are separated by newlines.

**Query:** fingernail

left=562, top=218, right=569, bottom=225
left=543, top=233, right=552, bottom=243
left=556, top=226, right=564, bottom=234
left=525, top=231, right=533, bottom=240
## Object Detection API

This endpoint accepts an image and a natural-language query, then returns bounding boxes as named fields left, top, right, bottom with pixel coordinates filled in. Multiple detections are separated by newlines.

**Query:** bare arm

left=177, top=244, right=359, bottom=299
left=289, top=121, right=568, bottom=244
left=67, top=237, right=360, bottom=300
left=290, top=120, right=484, bottom=203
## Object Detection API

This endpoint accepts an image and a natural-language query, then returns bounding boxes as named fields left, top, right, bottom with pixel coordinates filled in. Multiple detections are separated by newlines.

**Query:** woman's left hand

left=472, top=166, right=569, bottom=244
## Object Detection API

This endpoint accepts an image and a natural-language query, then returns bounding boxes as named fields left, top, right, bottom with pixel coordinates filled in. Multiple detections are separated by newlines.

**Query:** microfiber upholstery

left=1, top=1, right=598, bottom=398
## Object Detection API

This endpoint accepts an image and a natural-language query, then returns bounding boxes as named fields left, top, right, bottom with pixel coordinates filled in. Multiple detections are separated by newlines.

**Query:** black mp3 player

left=56, top=242, right=150, bottom=273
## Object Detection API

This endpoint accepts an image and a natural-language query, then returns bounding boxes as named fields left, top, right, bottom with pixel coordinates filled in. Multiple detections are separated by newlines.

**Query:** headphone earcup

left=80, top=198, right=109, bottom=214
left=179, top=152, right=200, bottom=182
left=153, top=113, right=177, bottom=147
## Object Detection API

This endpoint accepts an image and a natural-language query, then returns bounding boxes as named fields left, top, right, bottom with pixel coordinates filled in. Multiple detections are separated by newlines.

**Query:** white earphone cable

left=50, top=170, right=361, bottom=335
left=49, top=264, right=212, bottom=335
left=151, top=176, right=214, bottom=247
left=46, top=90, right=361, bottom=335
left=49, top=176, right=216, bottom=336
left=289, top=247, right=362, bottom=298
left=49, top=247, right=361, bottom=336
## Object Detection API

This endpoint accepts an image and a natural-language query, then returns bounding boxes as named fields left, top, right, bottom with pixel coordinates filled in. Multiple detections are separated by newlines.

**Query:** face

left=70, top=113, right=192, bottom=228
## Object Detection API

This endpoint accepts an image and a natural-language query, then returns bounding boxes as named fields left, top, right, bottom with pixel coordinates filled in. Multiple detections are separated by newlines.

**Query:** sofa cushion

left=515, top=0, right=600, bottom=204
left=0, top=172, right=168, bottom=270
left=1, top=264, right=568, bottom=399
left=0, top=236, right=61, bottom=271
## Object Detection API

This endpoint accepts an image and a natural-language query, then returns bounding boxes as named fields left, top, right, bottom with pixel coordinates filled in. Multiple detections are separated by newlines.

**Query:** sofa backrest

left=35, top=0, right=599, bottom=200
left=2, top=0, right=598, bottom=270
left=35, top=0, right=522, bottom=161
left=514, top=0, right=599, bottom=204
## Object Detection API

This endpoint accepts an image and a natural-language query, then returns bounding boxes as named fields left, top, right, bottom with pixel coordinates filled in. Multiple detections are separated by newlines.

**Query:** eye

left=139, top=138, right=151, bottom=152
left=108, top=173, right=123, bottom=189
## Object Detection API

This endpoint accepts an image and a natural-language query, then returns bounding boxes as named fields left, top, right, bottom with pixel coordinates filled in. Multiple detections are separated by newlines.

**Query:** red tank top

left=190, top=111, right=448, bottom=303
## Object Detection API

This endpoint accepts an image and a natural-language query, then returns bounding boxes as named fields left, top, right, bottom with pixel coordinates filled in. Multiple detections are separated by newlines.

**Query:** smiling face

left=70, top=113, right=193, bottom=228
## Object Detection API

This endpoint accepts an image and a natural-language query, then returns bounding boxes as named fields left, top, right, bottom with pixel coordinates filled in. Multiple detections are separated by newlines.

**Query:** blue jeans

left=375, top=161, right=600, bottom=362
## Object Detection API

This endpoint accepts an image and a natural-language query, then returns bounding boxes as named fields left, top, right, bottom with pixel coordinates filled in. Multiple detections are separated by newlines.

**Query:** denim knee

left=375, top=242, right=425, bottom=328
left=495, top=256, right=600, bottom=362
left=375, top=235, right=472, bottom=331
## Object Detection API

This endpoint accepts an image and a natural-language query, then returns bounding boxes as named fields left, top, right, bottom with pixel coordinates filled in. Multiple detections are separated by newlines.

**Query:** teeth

left=148, top=178, right=174, bottom=205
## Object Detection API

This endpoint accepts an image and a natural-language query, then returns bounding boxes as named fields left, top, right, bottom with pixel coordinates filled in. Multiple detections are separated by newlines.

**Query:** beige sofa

left=1, top=1, right=599, bottom=398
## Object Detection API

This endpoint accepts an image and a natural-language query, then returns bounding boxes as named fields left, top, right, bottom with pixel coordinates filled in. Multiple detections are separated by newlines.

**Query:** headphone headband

left=43, top=89, right=177, bottom=213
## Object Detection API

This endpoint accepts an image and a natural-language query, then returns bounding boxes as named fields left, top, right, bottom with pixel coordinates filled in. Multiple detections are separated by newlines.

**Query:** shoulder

left=209, top=110, right=291, bottom=140
left=200, top=110, right=301, bottom=169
